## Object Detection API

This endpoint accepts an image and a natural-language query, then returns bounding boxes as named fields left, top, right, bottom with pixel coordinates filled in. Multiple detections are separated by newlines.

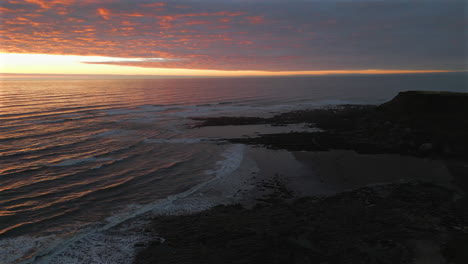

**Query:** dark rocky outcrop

left=379, top=91, right=468, bottom=115
left=193, top=91, right=468, bottom=158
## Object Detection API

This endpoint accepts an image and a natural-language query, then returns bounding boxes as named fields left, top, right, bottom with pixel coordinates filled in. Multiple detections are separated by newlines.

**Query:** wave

left=195, top=101, right=234, bottom=107
left=0, top=235, right=56, bottom=264
left=137, top=104, right=182, bottom=112
left=97, top=101, right=327, bottom=124
left=0, top=152, right=188, bottom=221
left=0, top=126, right=102, bottom=143
left=0, top=142, right=129, bottom=182
left=91, top=129, right=130, bottom=138
left=27, top=115, right=99, bottom=125
left=0, top=147, right=140, bottom=196
left=0, top=104, right=116, bottom=122
left=51, top=157, right=113, bottom=167
left=101, top=102, right=247, bottom=121
left=210, top=144, right=244, bottom=178
left=0, top=136, right=98, bottom=159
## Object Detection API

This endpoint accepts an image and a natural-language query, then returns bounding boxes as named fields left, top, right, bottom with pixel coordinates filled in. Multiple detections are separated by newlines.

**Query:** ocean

left=0, top=73, right=466, bottom=263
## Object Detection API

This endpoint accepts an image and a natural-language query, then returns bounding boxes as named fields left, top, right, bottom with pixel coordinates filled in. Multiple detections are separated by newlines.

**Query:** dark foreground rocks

left=134, top=182, right=468, bottom=264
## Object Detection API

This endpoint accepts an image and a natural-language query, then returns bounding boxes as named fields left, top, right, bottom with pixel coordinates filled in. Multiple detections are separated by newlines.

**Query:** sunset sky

left=0, top=0, right=466, bottom=77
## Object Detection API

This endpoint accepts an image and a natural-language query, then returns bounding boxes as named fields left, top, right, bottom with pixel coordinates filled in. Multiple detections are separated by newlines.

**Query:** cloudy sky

left=0, top=0, right=466, bottom=76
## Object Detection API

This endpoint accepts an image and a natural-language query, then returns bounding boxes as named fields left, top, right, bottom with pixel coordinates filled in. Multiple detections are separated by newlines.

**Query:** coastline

left=134, top=91, right=468, bottom=264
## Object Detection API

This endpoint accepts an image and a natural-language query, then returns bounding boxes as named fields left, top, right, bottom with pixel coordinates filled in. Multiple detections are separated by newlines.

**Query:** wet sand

left=294, top=150, right=455, bottom=193
left=209, top=144, right=458, bottom=202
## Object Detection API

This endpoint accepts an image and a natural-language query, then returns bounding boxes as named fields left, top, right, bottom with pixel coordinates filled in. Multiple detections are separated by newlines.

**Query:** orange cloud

left=123, top=12, right=144, bottom=17
left=185, top=20, right=210, bottom=26
left=23, top=0, right=75, bottom=9
left=0, top=7, right=24, bottom=12
left=141, top=3, right=165, bottom=8
left=247, top=16, right=266, bottom=24
left=97, top=8, right=111, bottom=20
left=227, top=12, right=246, bottom=17
left=24, top=0, right=50, bottom=9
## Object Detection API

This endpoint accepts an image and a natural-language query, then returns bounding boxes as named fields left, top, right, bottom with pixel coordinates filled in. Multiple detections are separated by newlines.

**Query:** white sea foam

left=213, top=144, right=244, bottom=178
left=103, top=100, right=358, bottom=124
left=106, top=98, right=366, bottom=121
left=103, top=105, right=181, bottom=118
left=0, top=235, right=55, bottom=264
left=39, top=223, right=156, bottom=264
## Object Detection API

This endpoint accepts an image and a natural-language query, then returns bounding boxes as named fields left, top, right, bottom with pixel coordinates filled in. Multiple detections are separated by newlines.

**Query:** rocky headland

left=193, top=91, right=468, bottom=158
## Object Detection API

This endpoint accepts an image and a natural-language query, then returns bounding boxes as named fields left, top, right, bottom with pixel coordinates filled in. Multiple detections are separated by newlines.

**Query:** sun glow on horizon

left=0, top=53, right=458, bottom=78
left=0, top=53, right=199, bottom=75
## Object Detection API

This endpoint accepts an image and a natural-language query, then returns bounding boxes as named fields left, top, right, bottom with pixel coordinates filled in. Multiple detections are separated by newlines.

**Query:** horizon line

left=1, top=70, right=466, bottom=80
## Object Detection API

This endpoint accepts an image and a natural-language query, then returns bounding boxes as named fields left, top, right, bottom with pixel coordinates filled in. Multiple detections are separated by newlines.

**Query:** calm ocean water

left=0, top=74, right=466, bottom=263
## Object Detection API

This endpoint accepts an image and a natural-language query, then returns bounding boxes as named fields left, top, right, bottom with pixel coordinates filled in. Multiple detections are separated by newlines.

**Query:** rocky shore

left=134, top=91, right=468, bottom=264
left=193, top=91, right=468, bottom=158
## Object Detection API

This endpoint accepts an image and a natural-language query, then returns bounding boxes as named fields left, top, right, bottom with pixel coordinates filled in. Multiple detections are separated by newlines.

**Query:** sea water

left=0, top=73, right=466, bottom=263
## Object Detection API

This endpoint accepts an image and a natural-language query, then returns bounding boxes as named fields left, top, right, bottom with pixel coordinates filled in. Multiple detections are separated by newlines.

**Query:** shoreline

left=134, top=91, right=468, bottom=264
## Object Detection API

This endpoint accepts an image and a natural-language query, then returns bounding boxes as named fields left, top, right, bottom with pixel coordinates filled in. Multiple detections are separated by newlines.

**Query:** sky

left=0, top=0, right=466, bottom=77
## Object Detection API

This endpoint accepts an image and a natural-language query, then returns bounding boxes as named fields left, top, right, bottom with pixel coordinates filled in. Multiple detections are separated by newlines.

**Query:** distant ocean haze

left=0, top=73, right=466, bottom=263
